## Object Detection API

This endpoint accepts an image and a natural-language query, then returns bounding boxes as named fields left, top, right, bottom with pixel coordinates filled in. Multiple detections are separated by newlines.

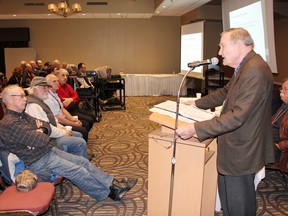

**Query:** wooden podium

left=148, top=112, right=218, bottom=216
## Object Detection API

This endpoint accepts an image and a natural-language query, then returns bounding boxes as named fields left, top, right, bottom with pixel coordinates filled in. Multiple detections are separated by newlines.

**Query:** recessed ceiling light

left=82, top=13, right=86, bottom=16
left=162, top=5, right=166, bottom=8
left=13, top=14, right=16, bottom=17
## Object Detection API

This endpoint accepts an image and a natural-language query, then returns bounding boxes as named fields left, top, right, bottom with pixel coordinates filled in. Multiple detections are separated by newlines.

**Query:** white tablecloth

left=123, top=74, right=187, bottom=96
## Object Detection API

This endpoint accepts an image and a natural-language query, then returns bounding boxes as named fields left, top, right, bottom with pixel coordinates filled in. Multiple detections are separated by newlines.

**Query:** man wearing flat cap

left=25, top=76, right=89, bottom=159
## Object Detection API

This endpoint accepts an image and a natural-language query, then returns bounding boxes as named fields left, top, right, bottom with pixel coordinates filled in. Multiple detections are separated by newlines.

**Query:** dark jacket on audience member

left=272, top=106, right=288, bottom=173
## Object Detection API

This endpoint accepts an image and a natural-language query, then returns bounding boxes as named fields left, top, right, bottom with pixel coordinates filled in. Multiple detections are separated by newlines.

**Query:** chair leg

left=59, top=180, right=64, bottom=198
left=0, top=175, right=8, bottom=190
left=54, top=177, right=64, bottom=198
left=0, top=177, right=5, bottom=190
left=50, top=194, right=59, bottom=216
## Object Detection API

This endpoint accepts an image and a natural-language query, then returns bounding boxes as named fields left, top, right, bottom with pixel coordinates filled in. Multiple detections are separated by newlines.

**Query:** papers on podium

left=149, top=100, right=215, bottom=123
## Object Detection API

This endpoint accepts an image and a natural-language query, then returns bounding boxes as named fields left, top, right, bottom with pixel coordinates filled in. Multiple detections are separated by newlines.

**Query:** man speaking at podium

left=176, top=28, right=274, bottom=216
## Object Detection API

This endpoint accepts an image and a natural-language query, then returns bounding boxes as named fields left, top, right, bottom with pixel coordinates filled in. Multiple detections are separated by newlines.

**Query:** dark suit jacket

left=7, top=75, right=21, bottom=86
left=195, top=50, right=274, bottom=176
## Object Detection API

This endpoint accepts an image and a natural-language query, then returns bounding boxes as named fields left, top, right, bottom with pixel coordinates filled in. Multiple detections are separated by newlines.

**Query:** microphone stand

left=168, top=66, right=195, bottom=216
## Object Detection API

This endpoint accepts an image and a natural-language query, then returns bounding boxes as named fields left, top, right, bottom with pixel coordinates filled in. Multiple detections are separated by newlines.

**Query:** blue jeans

left=27, top=147, right=113, bottom=201
left=56, top=131, right=87, bottom=158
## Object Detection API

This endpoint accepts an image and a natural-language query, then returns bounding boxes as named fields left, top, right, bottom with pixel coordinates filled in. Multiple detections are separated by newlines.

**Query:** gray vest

left=26, top=94, right=57, bottom=127
left=26, top=94, right=58, bottom=147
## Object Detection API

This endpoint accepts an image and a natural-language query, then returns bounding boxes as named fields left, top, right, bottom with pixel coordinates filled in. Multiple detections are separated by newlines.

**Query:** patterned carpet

left=42, top=96, right=288, bottom=216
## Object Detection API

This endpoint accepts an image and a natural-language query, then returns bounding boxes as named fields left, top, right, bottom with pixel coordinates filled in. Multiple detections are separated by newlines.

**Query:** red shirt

left=56, top=82, right=79, bottom=109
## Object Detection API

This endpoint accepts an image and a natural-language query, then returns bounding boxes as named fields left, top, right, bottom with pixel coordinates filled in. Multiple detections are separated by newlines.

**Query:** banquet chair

left=0, top=175, right=58, bottom=216
left=51, top=173, right=64, bottom=198
left=0, top=144, right=64, bottom=198
left=0, top=174, right=5, bottom=190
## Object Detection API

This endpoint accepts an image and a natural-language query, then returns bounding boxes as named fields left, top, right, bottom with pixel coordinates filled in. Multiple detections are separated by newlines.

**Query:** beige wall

left=0, top=17, right=180, bottom=75
left=1, top=2, right=286, bottom=82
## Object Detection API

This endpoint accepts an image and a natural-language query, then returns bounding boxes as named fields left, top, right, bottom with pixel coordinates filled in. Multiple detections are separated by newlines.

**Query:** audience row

left=0, top=83, right=137, bottom=201
left=0, top=58, right=139, bottom=203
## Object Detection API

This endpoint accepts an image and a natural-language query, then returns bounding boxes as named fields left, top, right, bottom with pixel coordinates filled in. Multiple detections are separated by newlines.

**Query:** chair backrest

left=95, top=66, right=111, bottom=79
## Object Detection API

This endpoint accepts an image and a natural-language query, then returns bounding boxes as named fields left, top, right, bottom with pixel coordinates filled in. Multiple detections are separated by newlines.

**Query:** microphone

left=188, top=57, right=219, bottom=68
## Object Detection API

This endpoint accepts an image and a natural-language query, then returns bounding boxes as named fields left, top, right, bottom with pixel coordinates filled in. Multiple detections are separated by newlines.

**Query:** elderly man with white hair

left=56, top=68, right=95, bottom=131
left=25, top=76, right=89, bottom=159
left=0, top=84, right=137, bottom=201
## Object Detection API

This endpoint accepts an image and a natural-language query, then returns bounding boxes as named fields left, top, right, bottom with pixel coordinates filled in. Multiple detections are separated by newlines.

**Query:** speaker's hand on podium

left=181, top=99, right=196, bottom=106
left=176, top=123, right=196, bottom=140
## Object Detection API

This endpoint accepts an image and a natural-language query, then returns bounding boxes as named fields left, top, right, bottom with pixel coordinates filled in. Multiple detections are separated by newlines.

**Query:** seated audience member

left=76, top=63, right=94, bottom=89
left=272, top=78, right=288, bottom=173
left=56, top=69, right=95, bottom=130
left=52, top=59, right=61, bottom=70
left=36, top=59, right=43, bottom=71
left=62, top=62, right=68, bottom=70
left=0, top=72, right=7, bottom=93
left=25, top=77, right=89, bottom=159
left=39, top=61, right=53, bottom=77
left=272, top=85, right=282, bottom=115
left=75, top=63, right=96, bottom=111
left=0, top=84, right=137, bottom=201
left=20, top=60, right=27, bottom=73
left=29, top=60, right=40, bottom=76
left=44, top=74, right=90, bottom=141
left=21, top=63, right=35, bottom=88
left=7, top=66, right=22, bottom=86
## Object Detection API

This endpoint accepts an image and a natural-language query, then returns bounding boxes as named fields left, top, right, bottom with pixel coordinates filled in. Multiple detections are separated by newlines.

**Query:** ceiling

left=154, top=0, right=213, bottom=17
left=0, top=1, right=286, bottom=20
left=0, top=0, right=215, bottom=20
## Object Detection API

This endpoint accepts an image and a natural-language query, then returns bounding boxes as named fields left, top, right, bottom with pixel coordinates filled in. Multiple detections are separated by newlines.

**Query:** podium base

left=148, top=128, right=217, bottom=216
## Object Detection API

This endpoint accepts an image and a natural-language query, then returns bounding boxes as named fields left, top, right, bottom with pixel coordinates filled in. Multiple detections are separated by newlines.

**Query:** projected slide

left=180, top=21, right=204, bottom=78
left=229, top=1, right=266, bottom=61
left=181, top=33, right=203, bottom=73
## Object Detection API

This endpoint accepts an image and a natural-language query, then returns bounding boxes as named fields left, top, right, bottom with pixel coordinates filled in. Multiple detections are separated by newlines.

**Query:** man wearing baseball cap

left=25, top=76, right=89, bottom=159
left=0, top=84, right=137, bottom=201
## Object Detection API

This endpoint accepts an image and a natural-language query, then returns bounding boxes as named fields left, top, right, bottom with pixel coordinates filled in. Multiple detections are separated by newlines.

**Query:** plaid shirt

left=0, top=109, right=52, bottom=166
